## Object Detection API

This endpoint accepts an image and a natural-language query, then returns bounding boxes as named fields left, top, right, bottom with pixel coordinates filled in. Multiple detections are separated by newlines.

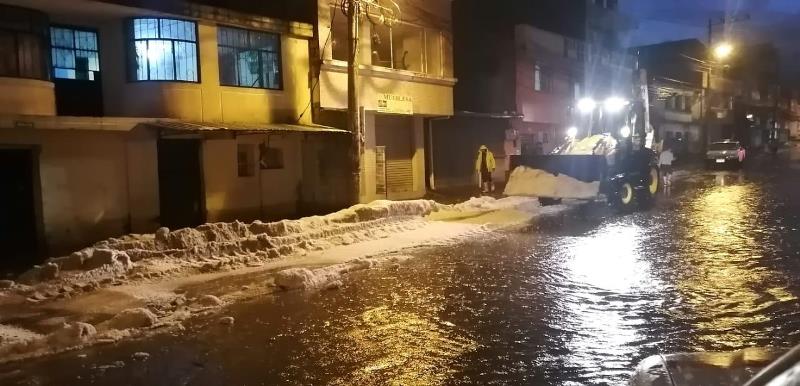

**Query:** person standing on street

left=737, top=145, right=746, bottom=164
left=475, top=145, right=496, bottom=193
left=658, top=146, right=675, bottom=186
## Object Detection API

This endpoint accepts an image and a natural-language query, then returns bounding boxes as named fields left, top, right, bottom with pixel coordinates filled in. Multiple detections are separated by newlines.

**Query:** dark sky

left=621, top=0, right=800, bottom=79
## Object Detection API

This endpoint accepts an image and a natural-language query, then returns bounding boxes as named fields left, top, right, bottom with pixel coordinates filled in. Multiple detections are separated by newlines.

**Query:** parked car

left=706, top=140, right=744, bottom=168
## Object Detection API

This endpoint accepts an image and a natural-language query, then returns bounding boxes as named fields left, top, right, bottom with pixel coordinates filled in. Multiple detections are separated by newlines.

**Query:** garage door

left=375, top=115, right=414, bottom=194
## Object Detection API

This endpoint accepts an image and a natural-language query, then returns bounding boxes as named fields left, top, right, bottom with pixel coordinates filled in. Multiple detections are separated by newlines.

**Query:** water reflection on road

left=4, top=157, right=800, bottom=385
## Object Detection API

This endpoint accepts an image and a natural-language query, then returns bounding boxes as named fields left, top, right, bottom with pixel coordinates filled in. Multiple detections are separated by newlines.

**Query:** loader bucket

left=509, top=155, right=607, bottom=183
left=504, top=155, right=606, bottom=200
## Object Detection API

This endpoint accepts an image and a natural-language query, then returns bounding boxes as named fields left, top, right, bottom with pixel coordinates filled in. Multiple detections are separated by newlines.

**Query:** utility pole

left=340, top=0, right=398, bottom=204
left=346, top=0, right=363, bottom=205
left=706, top=14, right=749, bottom=143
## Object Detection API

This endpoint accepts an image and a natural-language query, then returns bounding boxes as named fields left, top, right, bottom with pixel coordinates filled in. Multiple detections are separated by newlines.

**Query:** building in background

left=430, top=0, right=634, bottom=191
left=786, top=89, right=800, bottom=141
left=0, top=0, right=349, bottom=269
left=727, top=43, right=786, bottom=148
left=633, top=39, right=712, bottom=156
left=311, top=0, right=455, bottom=202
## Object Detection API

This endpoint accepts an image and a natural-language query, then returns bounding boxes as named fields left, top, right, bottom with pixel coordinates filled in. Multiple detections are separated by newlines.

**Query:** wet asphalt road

left=4, top=149, right=800, bottom=386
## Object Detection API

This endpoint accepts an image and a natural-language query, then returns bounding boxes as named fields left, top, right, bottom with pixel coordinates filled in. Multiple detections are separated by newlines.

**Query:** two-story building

left=728, top=43, right=785, bottom=148
left=429, top=0, right=633, bottom=190
left=634, top=39, right=709, bottom=156
left=0, top=0, right=350, bottom=270
left=311, top=0, right=455, bottom=202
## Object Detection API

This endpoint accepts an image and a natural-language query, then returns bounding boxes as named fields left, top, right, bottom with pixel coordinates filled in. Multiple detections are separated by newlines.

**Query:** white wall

left=203, top=133, right=303, bottom=222
left=0, top=128, right=130, bottom=255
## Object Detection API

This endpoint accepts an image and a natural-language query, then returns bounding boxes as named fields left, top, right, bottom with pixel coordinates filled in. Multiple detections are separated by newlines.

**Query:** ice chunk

left=106, top=308, right=158, bottom=330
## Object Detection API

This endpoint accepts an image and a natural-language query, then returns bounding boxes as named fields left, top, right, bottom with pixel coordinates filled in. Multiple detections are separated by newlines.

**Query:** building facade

left=312, top=0, right=456, bottom=202
left=431, top=0, right=632, bottom=190
left=728, top=43, right=786, bottom=148
left=0, top=0, right=349, bottom=269
left=634, top=39, right=711, bottom=156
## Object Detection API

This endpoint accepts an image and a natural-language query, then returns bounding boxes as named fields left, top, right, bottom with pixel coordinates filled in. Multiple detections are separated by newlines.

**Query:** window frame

left=49, top=24, right=100, bottom=81
left=534, top=64, right=553, bottom=93
left=0, top=4, right=50, bottom=81
left=126, top=17, right=200, bottom=83
left=216, top=25, right=283, bottom=90
left=259, top=145, right=284, bottom=170
left=237, top=143, right=256, bottom=177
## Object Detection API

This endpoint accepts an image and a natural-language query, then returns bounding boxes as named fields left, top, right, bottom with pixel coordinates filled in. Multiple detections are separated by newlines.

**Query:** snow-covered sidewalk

left=0, top=196, right=569, bottom=363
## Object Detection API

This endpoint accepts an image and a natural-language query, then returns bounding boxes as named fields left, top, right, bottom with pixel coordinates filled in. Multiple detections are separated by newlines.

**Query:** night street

left=1, top=148, right=798, bottom=385
left=5, top=0, right=800, bottom=385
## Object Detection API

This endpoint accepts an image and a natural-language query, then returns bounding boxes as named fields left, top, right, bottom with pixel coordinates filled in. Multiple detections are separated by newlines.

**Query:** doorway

left=375, top=115, right=414, bottom=194
left=157, top=139, right=205, bottom=229
left=0, top=148, right=40, bottom=272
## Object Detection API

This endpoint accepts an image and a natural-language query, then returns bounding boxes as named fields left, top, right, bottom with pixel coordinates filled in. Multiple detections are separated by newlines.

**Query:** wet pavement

left=4, top=149, right=800, bottom=385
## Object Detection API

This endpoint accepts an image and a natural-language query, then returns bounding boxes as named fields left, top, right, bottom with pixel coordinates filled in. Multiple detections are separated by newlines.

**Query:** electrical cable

left=296, top=0, right=343, bottom=123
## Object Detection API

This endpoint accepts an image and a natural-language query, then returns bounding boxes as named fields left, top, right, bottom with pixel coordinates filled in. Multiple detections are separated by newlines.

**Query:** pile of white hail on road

left=504, top=134, right=617, bottom=200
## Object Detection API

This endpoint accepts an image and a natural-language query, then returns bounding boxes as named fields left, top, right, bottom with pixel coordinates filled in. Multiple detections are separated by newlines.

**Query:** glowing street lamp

left=713, top=42, right=734, bottom=60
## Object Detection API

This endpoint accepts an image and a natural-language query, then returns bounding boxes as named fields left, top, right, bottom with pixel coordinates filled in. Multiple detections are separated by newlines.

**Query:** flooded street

left=5, top=151, right=800, bottom=385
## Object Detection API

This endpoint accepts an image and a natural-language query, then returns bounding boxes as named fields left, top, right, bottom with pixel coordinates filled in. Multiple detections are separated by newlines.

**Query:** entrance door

left=0, top=149, right=39, bottom=271
left=157, top=139, right=204, bottom=229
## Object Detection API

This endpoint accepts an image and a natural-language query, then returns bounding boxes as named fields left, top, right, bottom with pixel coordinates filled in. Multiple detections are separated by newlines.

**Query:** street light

left=577, top=97, right=596, bottom=114
left=713, top=42, right=734, bottom=60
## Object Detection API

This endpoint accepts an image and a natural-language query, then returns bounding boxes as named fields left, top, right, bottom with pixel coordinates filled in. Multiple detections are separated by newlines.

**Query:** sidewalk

left=425, top=182, right=507, bottom=205
left=0, top=196, right=560, bottom=364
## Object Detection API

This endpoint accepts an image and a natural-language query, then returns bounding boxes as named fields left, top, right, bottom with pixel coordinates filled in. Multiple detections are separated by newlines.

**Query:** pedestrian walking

left=475, top=145, right=496, bottom=193
left=658, top=147, right=675, bottom=187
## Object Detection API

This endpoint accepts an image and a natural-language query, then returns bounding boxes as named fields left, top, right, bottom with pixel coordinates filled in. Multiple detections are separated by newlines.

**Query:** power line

left=296, top=0, right=343, bottom=123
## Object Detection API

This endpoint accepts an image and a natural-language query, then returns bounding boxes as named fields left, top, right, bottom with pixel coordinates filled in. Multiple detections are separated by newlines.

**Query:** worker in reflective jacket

left=475, top=145, right=496, bottom=193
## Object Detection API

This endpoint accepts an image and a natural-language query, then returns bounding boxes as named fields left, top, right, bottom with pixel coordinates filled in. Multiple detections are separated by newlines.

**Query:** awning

left=145, top=120, right=349, bottom=135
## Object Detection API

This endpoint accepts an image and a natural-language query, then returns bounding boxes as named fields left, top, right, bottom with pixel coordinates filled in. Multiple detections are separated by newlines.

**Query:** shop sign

left=377, top=93, right=413, bottom=115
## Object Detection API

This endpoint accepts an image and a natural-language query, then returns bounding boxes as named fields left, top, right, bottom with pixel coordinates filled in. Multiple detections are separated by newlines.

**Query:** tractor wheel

left=615, top=182, right=636, bottom=211
left=648, top=167, right=660, bottom=195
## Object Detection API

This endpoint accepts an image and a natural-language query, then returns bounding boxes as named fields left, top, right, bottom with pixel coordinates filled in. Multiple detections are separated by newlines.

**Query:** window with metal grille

left=259, top=144, right=284, bottom=170
left=128, top=18, right=198, bottom=82
left=0, top=5, right=49, bottom=80
left=218, top=26, right=281, bottom=89
left=50, top=26, right=99, bottom=81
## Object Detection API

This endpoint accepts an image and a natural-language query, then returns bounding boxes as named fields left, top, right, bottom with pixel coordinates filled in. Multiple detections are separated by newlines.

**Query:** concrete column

left=411, top=116, right=426, bottom=195
left=360, top=111, right=377, bottom=203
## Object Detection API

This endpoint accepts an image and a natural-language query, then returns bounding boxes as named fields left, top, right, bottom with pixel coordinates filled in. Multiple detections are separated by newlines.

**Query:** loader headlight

left=604, top=97, right=629, bottom=113
left=619, top=125, right=631, bottom=138
left=577, top=98, right=596, bottom=114
left=567, top=126, right=578, bottom=137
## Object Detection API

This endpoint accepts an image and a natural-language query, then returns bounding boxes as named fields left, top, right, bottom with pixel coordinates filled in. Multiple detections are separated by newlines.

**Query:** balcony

left=0, top=5, right=56, bottom=116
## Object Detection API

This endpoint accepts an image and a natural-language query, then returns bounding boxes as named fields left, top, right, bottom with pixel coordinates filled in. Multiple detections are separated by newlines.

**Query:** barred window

left=128, top=18, right=198, bottom=82
left=0, top=5, right=49, bottom=80
left=51, top=27, right=99, bottom=80
left=218, top=26, right=281, bottom=89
